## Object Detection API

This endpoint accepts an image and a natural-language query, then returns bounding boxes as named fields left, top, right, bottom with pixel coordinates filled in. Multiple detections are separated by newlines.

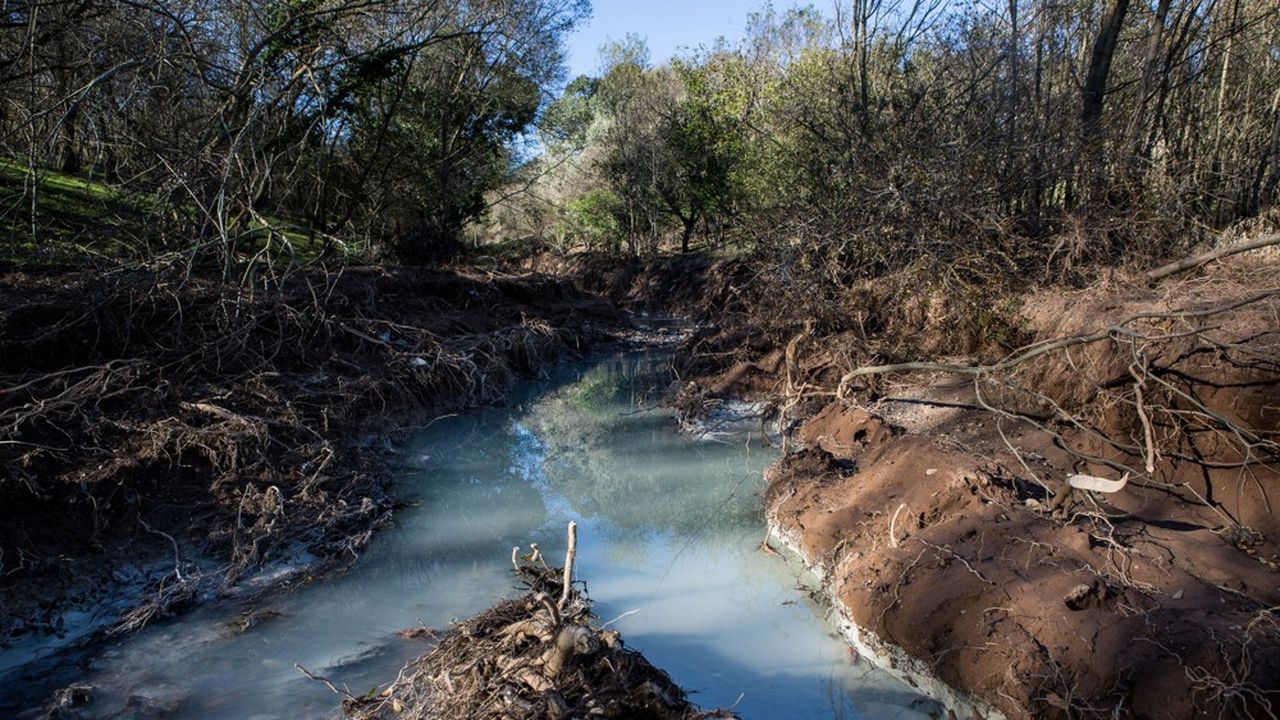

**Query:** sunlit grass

left=0, top=158, right=336, bottom=266
left=0, top=158, right=151, bottom=262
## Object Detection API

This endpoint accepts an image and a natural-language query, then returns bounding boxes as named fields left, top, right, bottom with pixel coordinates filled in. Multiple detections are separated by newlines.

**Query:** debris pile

left=344, top=524, right=732, bottom=720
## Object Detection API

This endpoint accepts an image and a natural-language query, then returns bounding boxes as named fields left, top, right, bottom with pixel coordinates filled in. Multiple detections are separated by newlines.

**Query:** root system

left=646, top=251, right=1280, bottom=719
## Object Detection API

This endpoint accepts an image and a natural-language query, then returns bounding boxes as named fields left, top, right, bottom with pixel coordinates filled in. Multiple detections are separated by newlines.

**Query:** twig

left=1129, top=362, right=1157, bottom=474
left=836, top=290, right=1279, bottom=397
left=600, top=609, right=640, bottom=628
left=140, top=519, right=184, bottom=583
left=559, top=521, right=577, bottom=609
left=295, top=663, right=357, bottom=701
left=922, top=540, right=996, bottom=585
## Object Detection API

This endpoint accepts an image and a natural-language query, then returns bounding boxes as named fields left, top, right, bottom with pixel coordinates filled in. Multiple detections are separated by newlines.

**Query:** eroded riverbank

left=0, top=265, right=621, bottom=713
left=656, top=255, right=1280, bottom=719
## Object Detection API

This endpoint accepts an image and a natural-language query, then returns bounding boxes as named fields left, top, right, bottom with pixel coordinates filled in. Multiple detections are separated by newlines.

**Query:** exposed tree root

left=650, top=254, right=1280, bottom=719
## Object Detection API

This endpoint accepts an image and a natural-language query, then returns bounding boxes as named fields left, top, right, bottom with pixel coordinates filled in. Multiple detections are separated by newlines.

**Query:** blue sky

left=565, top=0, right=796, bottom=78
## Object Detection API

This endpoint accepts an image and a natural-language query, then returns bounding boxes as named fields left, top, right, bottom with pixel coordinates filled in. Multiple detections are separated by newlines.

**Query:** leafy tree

left=542, top=75, right=601, bottom=151
left=656, top=57, right=747, bottom=252
left=594, top=37, right=669, bottom=256
left=0, top=0, right=589, bottom=268
left=561, top=189, right=622, bottom=251
left=380, top=37, right=544, bottom=263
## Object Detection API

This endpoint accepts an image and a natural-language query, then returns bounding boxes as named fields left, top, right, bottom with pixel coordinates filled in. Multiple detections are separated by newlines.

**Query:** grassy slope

left=0, top=158, right=326, bottom=264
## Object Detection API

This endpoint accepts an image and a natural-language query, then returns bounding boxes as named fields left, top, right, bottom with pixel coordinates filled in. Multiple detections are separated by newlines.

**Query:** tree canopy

left=1, top=0, right=589, bottom=268
left=483, top=0, right=1280, bottom=282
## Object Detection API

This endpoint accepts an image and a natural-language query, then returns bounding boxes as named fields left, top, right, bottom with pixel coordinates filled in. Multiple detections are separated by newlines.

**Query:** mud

left=7, top=247, right=1279, bottom=718
left=670, top=256, right=1280, bottom=718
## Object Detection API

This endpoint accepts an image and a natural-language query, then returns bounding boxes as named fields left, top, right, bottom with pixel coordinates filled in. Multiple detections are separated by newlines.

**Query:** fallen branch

left=1145, top=233, right=1280, bottom=282
left=181, top=401, right=255, bottom=425
left=345, top=538, right=727, bottom=719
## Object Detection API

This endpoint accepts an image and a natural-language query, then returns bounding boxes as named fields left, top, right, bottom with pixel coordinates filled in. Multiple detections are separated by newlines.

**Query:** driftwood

left=559, top=520, right=577, bottom=609
left=338, top=522, right=735, bottom=720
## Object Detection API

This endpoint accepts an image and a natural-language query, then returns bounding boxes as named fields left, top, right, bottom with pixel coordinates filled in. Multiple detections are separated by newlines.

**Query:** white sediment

left=766, top=513, right=1007, bottom=720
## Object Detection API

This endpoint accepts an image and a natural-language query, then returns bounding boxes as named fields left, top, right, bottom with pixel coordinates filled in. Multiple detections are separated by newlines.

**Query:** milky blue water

left=14, top=346, right=937, bottom=719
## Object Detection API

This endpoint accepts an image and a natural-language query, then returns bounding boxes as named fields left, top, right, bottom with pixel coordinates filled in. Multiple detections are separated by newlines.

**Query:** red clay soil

left=686, top=259, right=1280, bottom=718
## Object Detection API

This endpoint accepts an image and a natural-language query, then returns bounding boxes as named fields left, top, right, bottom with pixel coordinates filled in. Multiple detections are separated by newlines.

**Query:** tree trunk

left=1080, top=0, right=1132, bottom=198
left=1210, top=0, right=1240, bottom=223
left=1006, top=0, right=1020, bottom=212
left=680, top=218, right=695, bottom=253
left=1125, top=0, right=1172, bottom=167
left=1259, top=88, right=1280, bottom=210
left=852, top=0, right=870, bottom=132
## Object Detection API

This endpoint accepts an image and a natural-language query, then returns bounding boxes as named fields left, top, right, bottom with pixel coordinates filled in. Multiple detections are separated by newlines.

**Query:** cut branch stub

left=559, top=521, right=577, bottom=609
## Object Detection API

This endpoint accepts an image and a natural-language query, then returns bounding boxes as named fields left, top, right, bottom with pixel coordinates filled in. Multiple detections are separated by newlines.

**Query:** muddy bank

left=517, top=252, right=758, bottom=324
left=668, top=255, right=1280, bottom=718
left=0, top=263, right=622, bottom=701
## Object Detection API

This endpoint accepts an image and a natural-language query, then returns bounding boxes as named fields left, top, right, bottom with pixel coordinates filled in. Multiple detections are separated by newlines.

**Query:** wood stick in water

left=560, top=521, right=577, bottom=609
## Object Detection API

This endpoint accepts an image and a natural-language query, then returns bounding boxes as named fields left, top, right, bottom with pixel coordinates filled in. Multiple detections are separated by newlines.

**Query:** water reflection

left=11, top=347, right=938, bottom=719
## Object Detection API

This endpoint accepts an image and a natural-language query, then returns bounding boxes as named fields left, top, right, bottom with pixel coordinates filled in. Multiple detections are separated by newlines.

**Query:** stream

left=10, top=342, right=939, bottom=719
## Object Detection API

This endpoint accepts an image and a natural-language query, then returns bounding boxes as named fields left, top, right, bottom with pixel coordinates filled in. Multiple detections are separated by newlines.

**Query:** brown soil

left=9, top=247, right=1276, bottom=718
left=553, top=253, right=759, bottom=320
left=0, top=264, right=621, bottom=658
left=671, top=256, right=1280, bottom=718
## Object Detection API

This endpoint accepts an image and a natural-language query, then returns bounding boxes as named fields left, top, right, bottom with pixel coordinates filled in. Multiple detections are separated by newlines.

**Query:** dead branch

left=344, top=547, right=729, bottom=720
left=1145, top=233, right=1280, bottom=282
left=559, top=521, right=577, bottom=610
left=296, top=663, right=359, bottom=702
left=836, top=290, right=1279, bottom=398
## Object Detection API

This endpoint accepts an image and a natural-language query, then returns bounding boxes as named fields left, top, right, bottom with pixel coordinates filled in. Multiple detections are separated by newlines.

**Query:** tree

left=649, top=58, right=745, bottom=252
left=451, top=0, right=1280, bottom=273
left=1080, top=0, right=1133, bottom=199
left=594, top=35, right=667, bottom=256
left=379, top=35, right=544, bottom=263
left=0, top=0, right=589, bottom=269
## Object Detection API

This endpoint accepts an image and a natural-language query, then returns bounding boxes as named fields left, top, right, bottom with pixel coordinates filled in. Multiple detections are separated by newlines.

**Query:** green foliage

left=475, top=0, right=1280, bottom=275
left=0, top=159, right=150, bottom=260
left=657, top=57, right=749, bottom=250
left=561, top=190, right=623, bottom=252
left=541, top=75, right=599, bottom=149
left=372, top=36, right=546, bottom=264
left=0, top=0, right=588, bottom=269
